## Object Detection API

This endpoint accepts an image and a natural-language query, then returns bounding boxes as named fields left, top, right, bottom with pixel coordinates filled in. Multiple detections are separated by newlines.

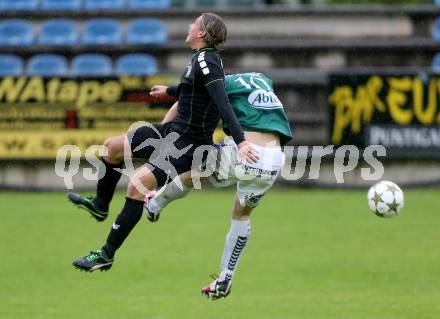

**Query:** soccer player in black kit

left=69, top=13, right=258, bottom=275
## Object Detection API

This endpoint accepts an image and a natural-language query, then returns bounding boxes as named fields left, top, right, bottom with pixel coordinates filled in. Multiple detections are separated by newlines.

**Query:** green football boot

left=68, top=192, right=108, bottom=222
left=72, top=249, right=113, bottom=272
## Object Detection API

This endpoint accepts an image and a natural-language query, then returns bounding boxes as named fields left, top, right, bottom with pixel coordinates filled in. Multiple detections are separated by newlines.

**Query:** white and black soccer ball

left=367, top=181, right=404, bottom=218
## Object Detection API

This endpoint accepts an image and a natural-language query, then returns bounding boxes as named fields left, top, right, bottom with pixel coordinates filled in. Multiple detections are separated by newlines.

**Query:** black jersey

left=167, top=47, right=245, bottom=145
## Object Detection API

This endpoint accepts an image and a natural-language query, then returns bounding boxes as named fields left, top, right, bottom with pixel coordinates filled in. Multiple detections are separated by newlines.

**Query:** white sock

left=219, top=219, right=251, bottom=281
left=148, top=176, right=191, bottom=214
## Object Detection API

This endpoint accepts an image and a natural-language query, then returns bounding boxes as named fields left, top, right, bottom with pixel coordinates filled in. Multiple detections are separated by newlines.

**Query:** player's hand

left=150, top=85, right=168, bottom=97
left=237, top=141, right=259, bottom=164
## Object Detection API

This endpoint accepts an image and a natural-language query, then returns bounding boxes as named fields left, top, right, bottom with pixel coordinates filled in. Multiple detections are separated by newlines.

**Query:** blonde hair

left=200, top=12, right=227, bottom=48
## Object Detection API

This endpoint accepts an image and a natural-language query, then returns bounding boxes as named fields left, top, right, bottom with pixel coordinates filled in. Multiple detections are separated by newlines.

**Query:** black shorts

left=127, top=122, right=207, bottom=187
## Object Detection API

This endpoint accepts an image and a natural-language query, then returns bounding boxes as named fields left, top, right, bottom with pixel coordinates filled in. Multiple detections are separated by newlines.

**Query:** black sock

left=102, top=197, right=144, bottom=259
left=95, top=157, right=122, bottom=211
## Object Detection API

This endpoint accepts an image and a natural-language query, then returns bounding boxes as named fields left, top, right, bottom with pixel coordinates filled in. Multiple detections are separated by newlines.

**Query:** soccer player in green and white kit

left=145, top=72, right=293, bottom=300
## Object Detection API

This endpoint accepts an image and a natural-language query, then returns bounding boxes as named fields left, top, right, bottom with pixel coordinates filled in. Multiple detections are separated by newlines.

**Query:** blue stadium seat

left=41, top=0, right=82, bottom=10
left=0, top=0, right=39, bottom=10
left=84, top=0, right=125, bottom=9
left=72, top=54, right=112, bottom=76
left=38, top=19, right=77, bottom=46
left=434, top=18, right=440, bottom=41
left=127, top=0, right=170, bottom=9
left=432, top=53, right=440, bottom=72
left=0, top=20, right=33, bottom=46
left=126, top=18, right=167, bottom=45
left=115, top=54, right=158, bottom=75
left=26, top=54, right=68, bottom=76
left=0, top=54, right=23, bottom=76
left=82, top=18, right=121, bottom=45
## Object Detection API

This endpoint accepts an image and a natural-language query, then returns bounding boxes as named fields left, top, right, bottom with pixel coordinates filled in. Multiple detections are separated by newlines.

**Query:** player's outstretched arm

left=150, top=85, right=179, bottom=97
left=150, top=85, right=167, bottom=97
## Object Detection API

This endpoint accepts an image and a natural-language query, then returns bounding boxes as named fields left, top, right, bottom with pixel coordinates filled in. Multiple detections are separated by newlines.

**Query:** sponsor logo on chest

left=248, top=89, right=283, bottom=109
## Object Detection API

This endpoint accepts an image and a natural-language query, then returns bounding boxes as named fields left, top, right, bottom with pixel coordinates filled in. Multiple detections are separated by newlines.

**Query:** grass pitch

left=1, top=187, right=439, bottom=319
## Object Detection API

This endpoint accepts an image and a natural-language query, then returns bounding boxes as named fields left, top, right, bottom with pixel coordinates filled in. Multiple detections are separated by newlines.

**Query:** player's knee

left=127, top=168, right=157, bottom=200
left=104, top=136, right=124, bottom=162
left=103, top=136, right=121, bottom=153
left=126, top=179, right=145, bottom=201
left=242, top=193, right=264, bottom=209
left=233, top=201, right=254, bottom=221
left=233, top=210, right=252, bottom=220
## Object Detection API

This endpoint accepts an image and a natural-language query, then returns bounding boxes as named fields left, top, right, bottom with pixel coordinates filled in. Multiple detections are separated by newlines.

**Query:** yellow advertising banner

left=0, top=130, right=123, bottom=159
left=328, top=73, right=440, bottom=147
left=0, top=75, right=181, bottom=159
left=0, top=129, right=227, bottom=159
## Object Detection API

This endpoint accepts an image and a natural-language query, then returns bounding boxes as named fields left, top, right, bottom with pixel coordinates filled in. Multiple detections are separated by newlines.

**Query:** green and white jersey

left=224, top=72, right=293, bottom=145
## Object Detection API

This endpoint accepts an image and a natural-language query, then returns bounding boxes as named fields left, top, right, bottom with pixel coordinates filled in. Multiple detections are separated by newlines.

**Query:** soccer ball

left=367, top=181, right=404, bottom=218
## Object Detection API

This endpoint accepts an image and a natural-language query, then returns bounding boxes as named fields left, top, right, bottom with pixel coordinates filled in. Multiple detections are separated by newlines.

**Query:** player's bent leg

left=145, top=172, right=193, bottom=222
left=68, top=134, right=127, bottom=222
left=202, top=140, right=284, bottom=298
left=103, top=134, right=127, bottom=163
left=203, top=177, right=276, bottom=296
left=202, top=196, right=253, bottom=300
left=95, top=134, right=126, bottom=208
left=101, top=167, right=158, bottom=259
left=73, top=167, right=158, bottom=272
left=126, top=166, right=158, bottom=201
left=145, top=167, right=230, bottom=223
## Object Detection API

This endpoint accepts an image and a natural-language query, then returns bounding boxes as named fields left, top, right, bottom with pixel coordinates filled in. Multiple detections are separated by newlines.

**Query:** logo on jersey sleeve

left=248, top=89, right=283, bottom=109
left=184, top=63, right=192, bottom=78
left=197, top=52, right=210, bottom=75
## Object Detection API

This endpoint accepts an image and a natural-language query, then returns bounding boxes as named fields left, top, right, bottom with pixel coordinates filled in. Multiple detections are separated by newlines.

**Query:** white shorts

left=206, top=138, right=285, bottom=208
